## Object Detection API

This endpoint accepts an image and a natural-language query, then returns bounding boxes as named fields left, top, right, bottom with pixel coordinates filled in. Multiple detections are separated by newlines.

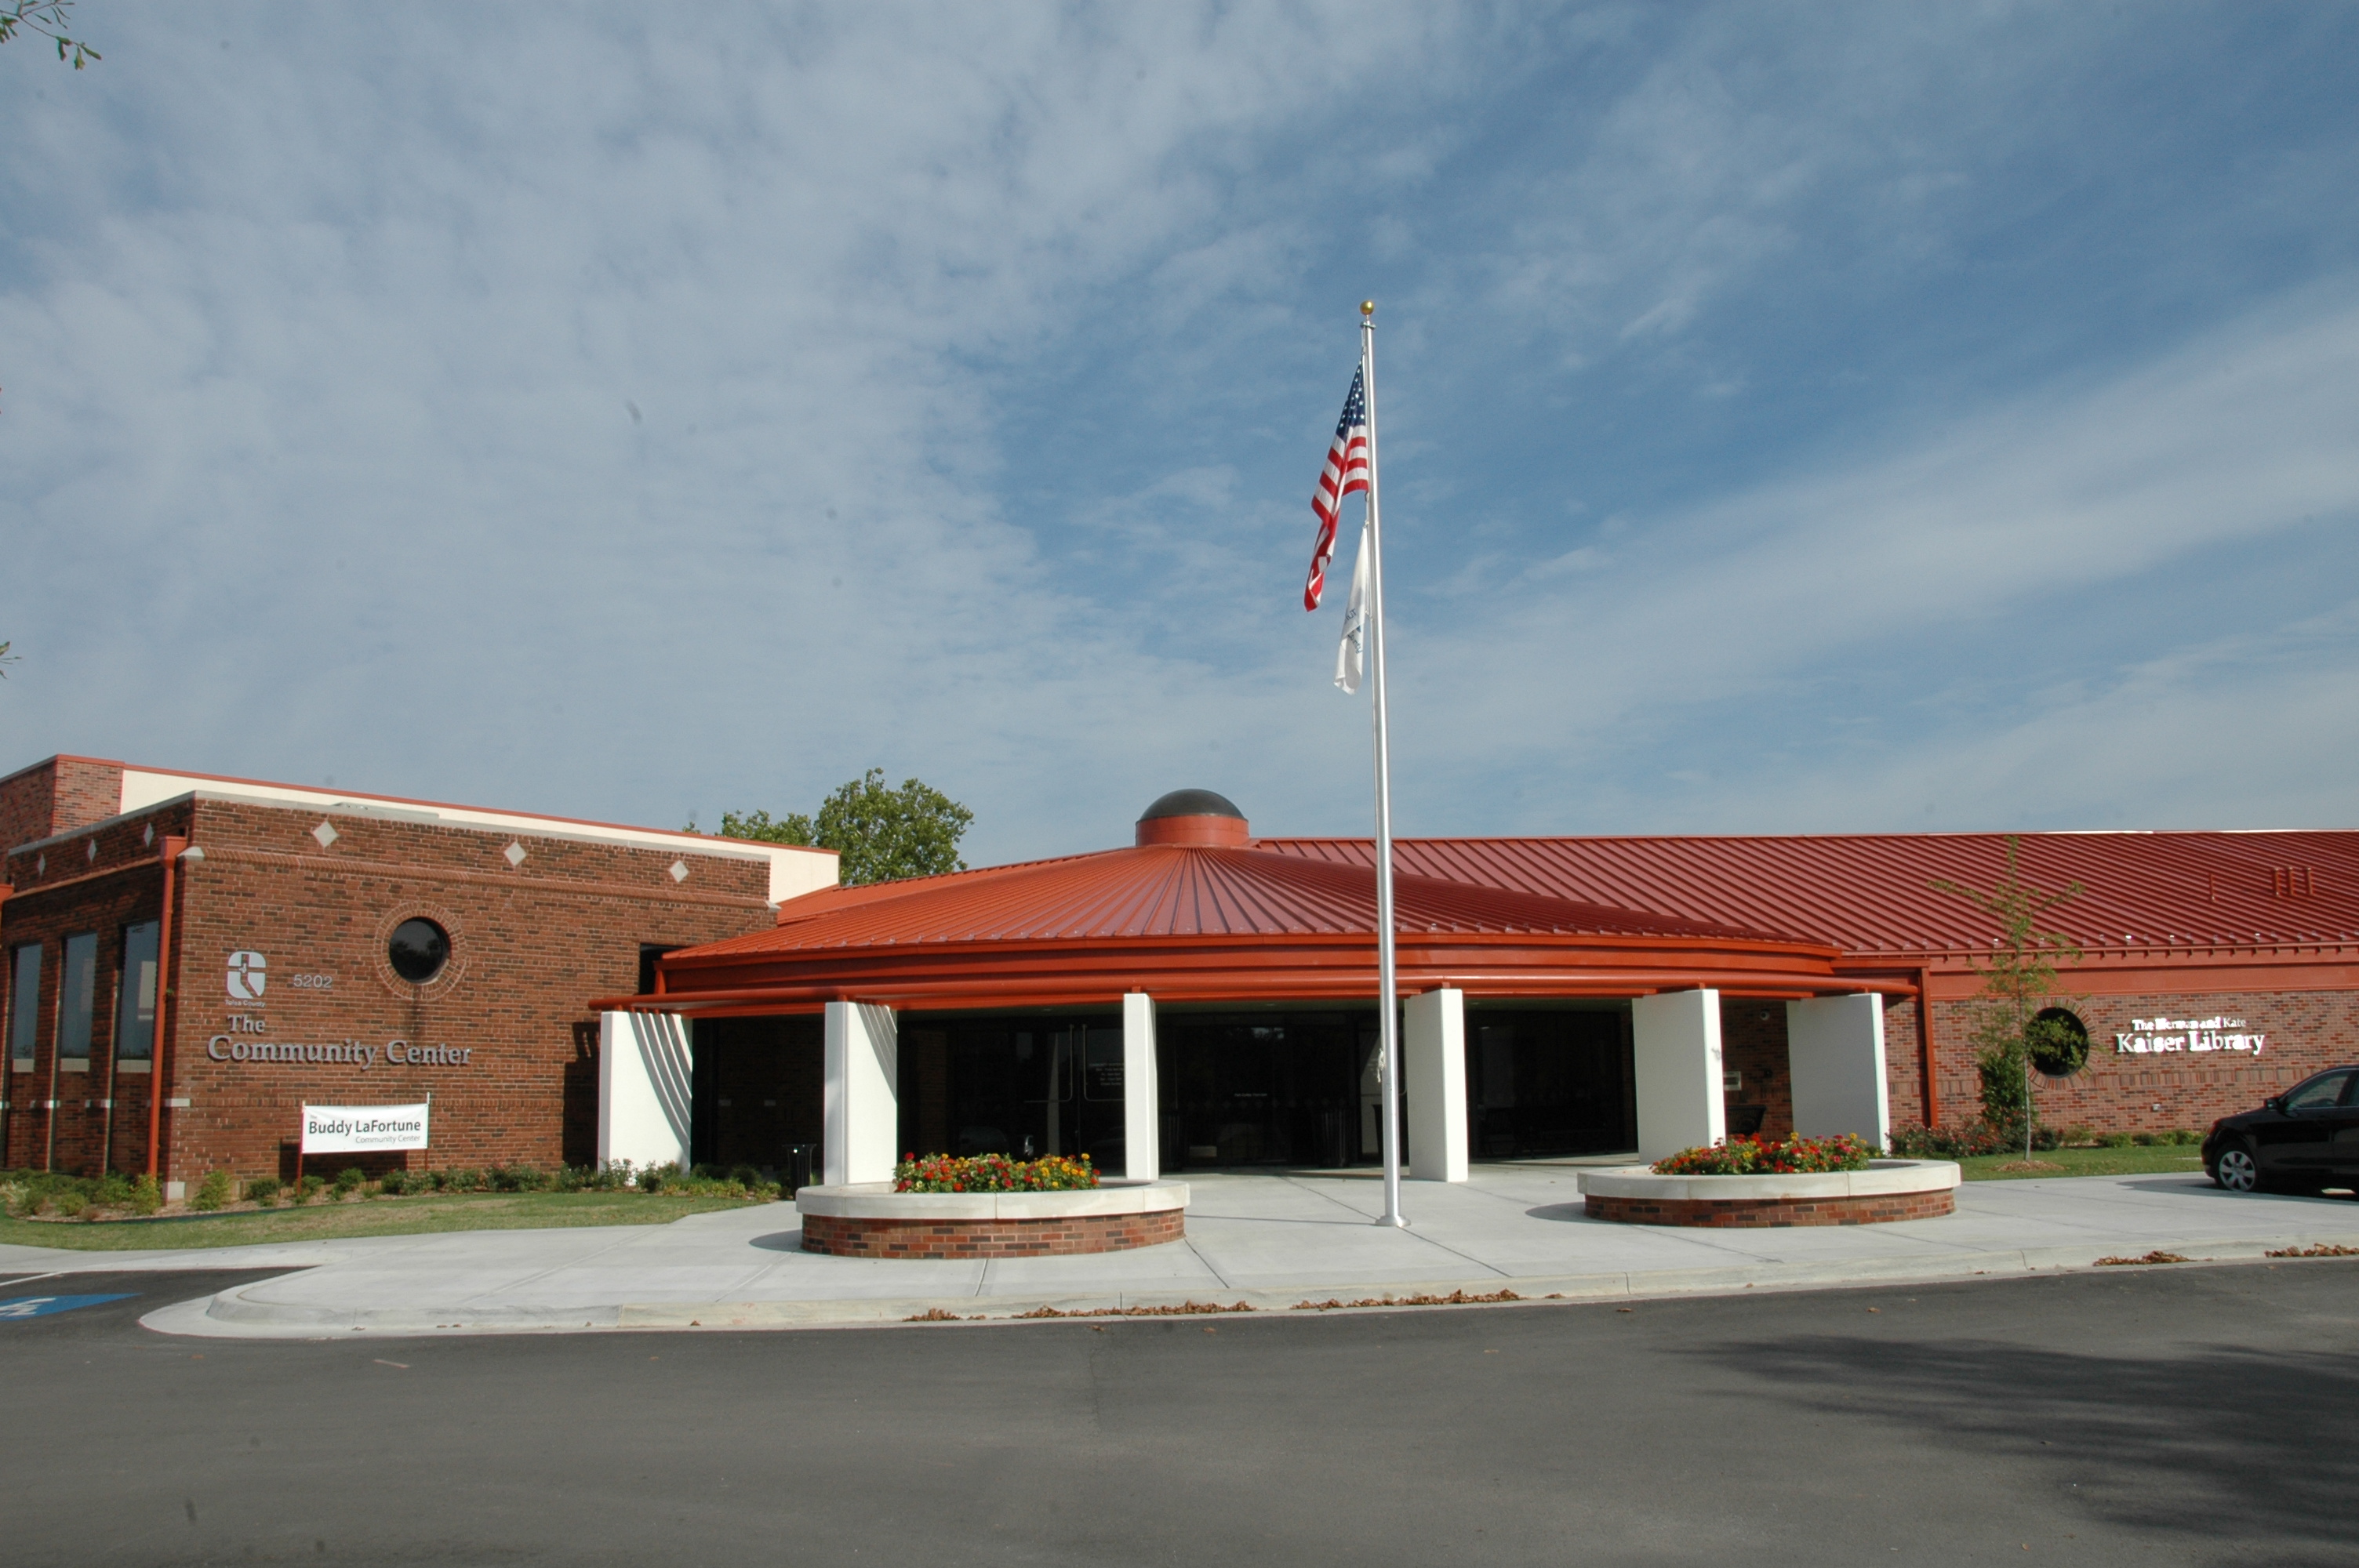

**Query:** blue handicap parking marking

left=0, top=1293, right=136, bottom=1320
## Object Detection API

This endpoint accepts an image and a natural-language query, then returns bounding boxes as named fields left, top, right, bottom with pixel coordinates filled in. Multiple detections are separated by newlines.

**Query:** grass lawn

left=1955, top=1145, right=2208, bottom=1181
left=0, top=1190, right=779, bottom=1252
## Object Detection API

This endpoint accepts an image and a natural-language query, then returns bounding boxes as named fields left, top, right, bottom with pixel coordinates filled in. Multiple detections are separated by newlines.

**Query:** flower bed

left=893, top=1152, right=1098, bottom=1192
left=1579, top=1157, right=1961, bottom=1229
left=1651, top=1134, right=1872, bottom=1176
left=797, top=1179, right=1187, bottom=1258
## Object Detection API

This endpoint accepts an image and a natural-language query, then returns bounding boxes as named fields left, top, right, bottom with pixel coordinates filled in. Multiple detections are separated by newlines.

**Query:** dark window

left=387, top=919, right=450, bottom=984
left=57, top=932, right=98, bottom=1063
left=115, top=921, right=160, bottom=1062
left=2030, top=1007, right=2090, bottom=1077
left=2284, top=1071, right=2352, bottom=1112
left=638, top=944, right=682, bottom=996
left=7, top=944, right=39, bottom=1065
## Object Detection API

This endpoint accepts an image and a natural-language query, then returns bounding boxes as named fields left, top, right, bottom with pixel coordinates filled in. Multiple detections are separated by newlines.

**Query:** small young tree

left=1933, top=837, right=2085, bottom=1160
left=707, top=769, right=973, bottom=886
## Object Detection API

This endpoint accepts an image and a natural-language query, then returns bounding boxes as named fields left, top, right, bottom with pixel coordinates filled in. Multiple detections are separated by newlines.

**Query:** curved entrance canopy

left=605, top=818, right=1883, bottom=1019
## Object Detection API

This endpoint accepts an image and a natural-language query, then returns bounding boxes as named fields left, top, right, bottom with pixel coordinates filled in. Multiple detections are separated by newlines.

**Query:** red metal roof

left=704, top=843, right=1783, bottom=953
left=1252, top=830, right=2359, bottom=960
left=627, top=840, right=1863, bottom=1014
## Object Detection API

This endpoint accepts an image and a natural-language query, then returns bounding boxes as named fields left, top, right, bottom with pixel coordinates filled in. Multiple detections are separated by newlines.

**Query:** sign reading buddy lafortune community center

left=302, top=1103, right=431, bottom=1154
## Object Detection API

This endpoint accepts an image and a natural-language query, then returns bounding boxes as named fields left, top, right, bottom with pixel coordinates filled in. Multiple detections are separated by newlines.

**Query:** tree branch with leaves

left=0, top=2, right=100, bottom=67
left=696, top=769, right=973, bottom=887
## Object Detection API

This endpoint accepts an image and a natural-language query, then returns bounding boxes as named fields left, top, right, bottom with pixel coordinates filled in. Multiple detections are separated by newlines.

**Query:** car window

left=2284, top=1072, right=2354, bottom=1112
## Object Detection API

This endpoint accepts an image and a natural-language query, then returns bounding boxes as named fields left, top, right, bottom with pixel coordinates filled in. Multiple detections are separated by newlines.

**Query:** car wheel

left=2213, top=1145, right=2259, bottom=1193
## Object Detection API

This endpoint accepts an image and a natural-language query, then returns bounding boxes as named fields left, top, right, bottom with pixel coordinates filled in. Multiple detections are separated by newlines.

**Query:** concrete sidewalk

left=5, top=1167, right=2356, bottom=1338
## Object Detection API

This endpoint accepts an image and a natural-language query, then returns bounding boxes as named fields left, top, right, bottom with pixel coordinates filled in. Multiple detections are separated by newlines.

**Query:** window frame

left=56, top=931, right=99, bottom=1070
left=115, top=920, right=161, bottom=1067
left=6, top=942, right=39, bottom=1070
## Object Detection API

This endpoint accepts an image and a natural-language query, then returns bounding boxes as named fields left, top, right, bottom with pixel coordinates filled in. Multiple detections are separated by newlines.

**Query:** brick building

left=0, top=756, right=834, bottom=1192
left=597, top=792, right=2359, bottom=1189
left=8, top=755, right=2352, bottom=1192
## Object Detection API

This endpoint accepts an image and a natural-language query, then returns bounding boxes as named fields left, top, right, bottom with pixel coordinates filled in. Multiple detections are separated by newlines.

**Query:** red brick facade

left=4, top=764, right=783, bottom=1184
left=1920, top=985, right=2357, bottom=1138
left=1714, top=981, right=2350, bottom=1145
left=1584, top=1188, right=1956, bottom=1227
left=801, top=1206, right=1186, bottom=1258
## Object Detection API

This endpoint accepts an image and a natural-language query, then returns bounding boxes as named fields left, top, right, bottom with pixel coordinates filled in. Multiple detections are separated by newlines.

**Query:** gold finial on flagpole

left=1361, top=300, right=1375, bottom=316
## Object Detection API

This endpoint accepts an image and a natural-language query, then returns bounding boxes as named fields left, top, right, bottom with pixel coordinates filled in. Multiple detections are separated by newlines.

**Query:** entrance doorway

left=1465, top=1006, right=1634, bottom=1158
left=689, top=1016, right=823, bottom=1174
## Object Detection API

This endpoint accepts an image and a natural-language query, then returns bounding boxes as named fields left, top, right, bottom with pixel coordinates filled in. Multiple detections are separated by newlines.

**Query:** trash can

left=783, top=1143, right=817, bottom=1196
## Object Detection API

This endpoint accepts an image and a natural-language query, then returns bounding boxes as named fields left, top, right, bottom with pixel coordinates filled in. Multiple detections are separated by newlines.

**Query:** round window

left=2029, top=1007, right=2090, bottom=1077
left=387, top=918, right=451, bottom=984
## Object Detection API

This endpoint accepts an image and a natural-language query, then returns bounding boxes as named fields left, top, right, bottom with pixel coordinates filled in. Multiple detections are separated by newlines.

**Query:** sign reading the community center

left=301, top=1103, right=431, bottom=1154
left=2113, top=1016, right=2267, bottom=1056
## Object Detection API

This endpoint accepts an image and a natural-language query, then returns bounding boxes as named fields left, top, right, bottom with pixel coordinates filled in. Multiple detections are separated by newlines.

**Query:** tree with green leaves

left=1, top=2, right=100, bottom=67
left=1932, top=837, right=2085, bottom=1160
left=703, top=769, right=973, bottom=887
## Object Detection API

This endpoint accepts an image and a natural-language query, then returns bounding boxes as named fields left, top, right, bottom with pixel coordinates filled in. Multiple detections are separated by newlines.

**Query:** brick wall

left=1927, top=988, right=2359, bottom=1137
left=0, top=757, right=127, bottom=854
left=1717, top=1000, right=1793, bottom=1138
left=4, top=793, right=777, bottom=1180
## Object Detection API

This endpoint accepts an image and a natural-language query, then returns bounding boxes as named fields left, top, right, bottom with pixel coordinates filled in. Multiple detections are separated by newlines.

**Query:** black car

left=2203, top=1066, right=2359, bottom=1193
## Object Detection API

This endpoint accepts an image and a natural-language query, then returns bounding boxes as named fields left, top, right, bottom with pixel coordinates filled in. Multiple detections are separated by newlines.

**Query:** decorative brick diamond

left=144, top=823, right=155, bottom=848
left=313, top=820, right=340, bottom=848
left=86, top=839, right=98, bottom=861
left=669, top=860, right=689, bottom=883
left=504, top=841, right=527, bottom=867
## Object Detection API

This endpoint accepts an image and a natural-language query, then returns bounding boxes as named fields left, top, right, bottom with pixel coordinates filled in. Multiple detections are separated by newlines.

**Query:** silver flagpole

left=1361, top=300, right=1406, bottom=1229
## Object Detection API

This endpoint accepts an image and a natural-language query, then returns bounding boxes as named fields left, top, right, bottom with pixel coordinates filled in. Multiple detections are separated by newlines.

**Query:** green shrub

left=54, top=1191, right=88, bottom=1218
left=294, top=1174, right=325, bottom=1202
left=441, top=1167, right=485, bottom=1193
left=2096, top=1131, right=2134, bottom=1149
left=192, top=1170, right=234, bottom=1212
left=245, top=1176, right=282, bottom=1205
left=132, top=1173, right=162, bottom=1214
left=490, top=1163, right=552, bottom=1193
left=377, top=1169, right=412, bottom=1196
left=2168, top=1128, right=2202, bottom=1145
left=729, top=1164, right=762, bottom=1189
left=2132, top=1131, right=2162, bottom=1147
left=334, top=1167, right=366, bottom=1193
left=94, top=1173, right=135, bottom=1208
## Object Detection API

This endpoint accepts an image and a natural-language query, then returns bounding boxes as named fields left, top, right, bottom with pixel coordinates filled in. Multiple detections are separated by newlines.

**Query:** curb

left=139, top=1229, right=2359, bottom=1339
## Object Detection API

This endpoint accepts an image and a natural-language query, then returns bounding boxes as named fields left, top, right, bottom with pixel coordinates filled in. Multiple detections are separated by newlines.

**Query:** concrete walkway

left=5, top=1167, right=2357, bottom=1338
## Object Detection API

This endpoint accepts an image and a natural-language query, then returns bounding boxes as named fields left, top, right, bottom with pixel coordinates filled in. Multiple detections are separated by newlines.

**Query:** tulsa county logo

left=227, top=950, right=268, bottom=1002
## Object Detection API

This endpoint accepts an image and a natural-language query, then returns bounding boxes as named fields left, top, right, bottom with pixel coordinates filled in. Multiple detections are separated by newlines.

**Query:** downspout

left=146, top=837, right=189, bottom=1181
left=1915, top=966, right=1939, bottom=1129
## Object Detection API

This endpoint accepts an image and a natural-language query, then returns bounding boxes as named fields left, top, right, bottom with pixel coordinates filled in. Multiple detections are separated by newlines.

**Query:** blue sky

left=2, top=3, right=2354, bottom=866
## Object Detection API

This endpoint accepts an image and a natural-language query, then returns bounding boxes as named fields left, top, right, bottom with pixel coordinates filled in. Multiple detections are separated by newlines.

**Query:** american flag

left=1304, top=367, right=1369, bottom=610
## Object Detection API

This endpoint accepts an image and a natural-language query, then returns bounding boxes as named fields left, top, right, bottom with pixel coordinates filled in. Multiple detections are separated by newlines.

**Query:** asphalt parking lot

left=5, top=1259, right=2354, bottom=1566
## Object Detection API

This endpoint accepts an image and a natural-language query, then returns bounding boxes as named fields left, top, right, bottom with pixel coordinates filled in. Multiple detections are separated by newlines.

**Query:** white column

left=1405, top=987, right=1469, bottom=1182
left=1631, top=989, right=1725, bottom=1160
left=1121, top=992, right=1159, bottom=1183
left=597, top=1010, right=693, bottom=1172
left=1787, top=993, right=1891, bottom=1147
left=823, top=1000, right=898, bottom=1186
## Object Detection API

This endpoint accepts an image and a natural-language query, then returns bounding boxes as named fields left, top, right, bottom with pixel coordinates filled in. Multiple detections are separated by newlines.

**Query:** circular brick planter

left=795, top=1181, right=1189, bottom=1258
left=1576, top=1160, right=1961, bottom=1229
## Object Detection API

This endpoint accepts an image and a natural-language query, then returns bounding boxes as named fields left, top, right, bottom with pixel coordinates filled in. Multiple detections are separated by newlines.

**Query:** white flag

left=1332, top=520, right=1370, bottom=694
